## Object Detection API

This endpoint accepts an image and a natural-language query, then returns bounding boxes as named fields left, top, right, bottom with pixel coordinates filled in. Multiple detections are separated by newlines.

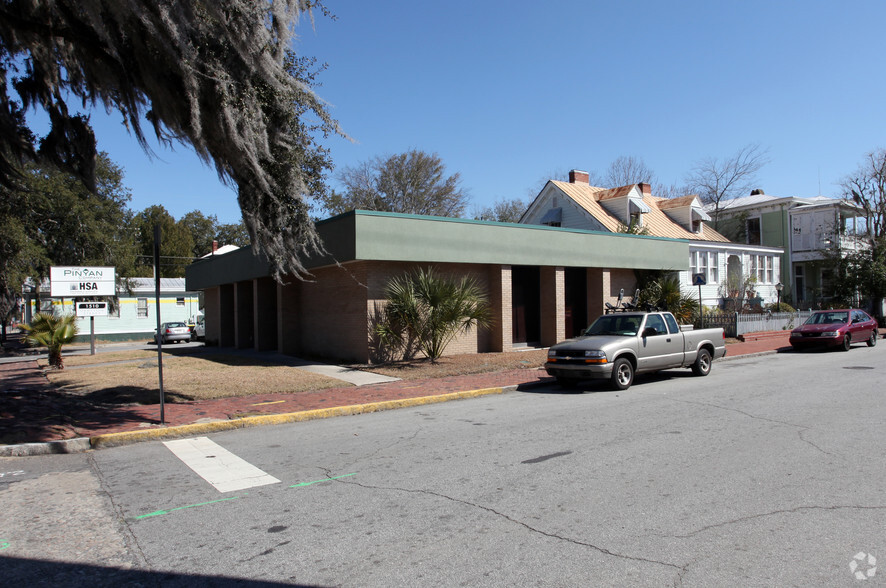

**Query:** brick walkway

left=1, top=335, right=794, bottom=445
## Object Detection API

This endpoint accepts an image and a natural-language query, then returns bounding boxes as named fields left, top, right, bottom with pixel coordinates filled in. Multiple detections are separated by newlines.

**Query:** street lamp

left=775, top=282, right=783, bottom=310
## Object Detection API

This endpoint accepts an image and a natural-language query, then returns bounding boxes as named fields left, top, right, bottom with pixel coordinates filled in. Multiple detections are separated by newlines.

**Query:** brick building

left=185, top=210, right=691, bottom=362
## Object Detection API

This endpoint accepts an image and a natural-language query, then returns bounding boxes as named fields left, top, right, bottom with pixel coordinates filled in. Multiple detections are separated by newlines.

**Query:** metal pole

left=698, top=284, right=703, bottom=328
left=90, top=316, right=95, bottom=355
left=153, top=224, right=165, bottom=424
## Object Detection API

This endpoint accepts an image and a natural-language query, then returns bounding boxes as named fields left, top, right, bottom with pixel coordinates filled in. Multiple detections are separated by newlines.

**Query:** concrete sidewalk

left=1, top=334, right=794, bottom=456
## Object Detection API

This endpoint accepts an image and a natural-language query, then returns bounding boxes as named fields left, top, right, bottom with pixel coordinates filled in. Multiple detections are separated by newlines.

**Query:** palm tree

left=639, top=275, right=699, bottom=323
left=21, top=312, right=79, bottom=369
left=376, top=267, right=492, bottom=362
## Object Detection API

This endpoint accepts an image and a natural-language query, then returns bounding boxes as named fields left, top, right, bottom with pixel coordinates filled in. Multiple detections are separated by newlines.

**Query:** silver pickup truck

left=545, top=311, right=726, bottom=390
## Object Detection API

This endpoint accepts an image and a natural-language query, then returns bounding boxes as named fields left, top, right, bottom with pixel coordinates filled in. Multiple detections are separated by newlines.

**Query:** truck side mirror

left=642, top=327, right=657, bottom=337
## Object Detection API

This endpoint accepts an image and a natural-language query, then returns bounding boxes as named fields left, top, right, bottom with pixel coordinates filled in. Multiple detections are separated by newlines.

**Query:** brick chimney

left=212, top=240, right=218, bottom=254
left=568, top=169, right=589, bottom=184
left=638, top=182, right=652, bottom=195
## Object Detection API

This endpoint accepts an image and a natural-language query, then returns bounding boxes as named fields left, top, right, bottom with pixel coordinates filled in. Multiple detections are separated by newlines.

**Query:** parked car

left=191, top=316, right=205, bottom=341
left=545, top=311, right=727, bottom=390
left=789, top=309, right=878, bottom=351
left=154, top=322, right=192, bottom=344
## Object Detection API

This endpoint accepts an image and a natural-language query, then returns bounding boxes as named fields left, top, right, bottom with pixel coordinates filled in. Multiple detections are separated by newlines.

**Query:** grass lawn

left=42, top=350, right=348, bottom=403
left=38, top=347, right=549, bottom=403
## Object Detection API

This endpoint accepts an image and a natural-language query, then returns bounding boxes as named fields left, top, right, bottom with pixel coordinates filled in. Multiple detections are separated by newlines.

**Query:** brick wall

left=298, top=263, right=369, bottom=362
left=204, top=286, right=219, bottom=345
left=364, top=261, right=494, bottom=361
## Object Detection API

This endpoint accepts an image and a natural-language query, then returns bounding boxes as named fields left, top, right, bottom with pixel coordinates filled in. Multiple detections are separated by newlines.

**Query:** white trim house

left=520, top=170, right=784, bottom=308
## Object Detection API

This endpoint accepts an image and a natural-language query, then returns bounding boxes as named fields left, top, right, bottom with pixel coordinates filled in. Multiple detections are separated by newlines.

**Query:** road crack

left=664, top=397, right=838, bottom=458
left=328, top=472, right=685, bottom=574
left=667, top=504, right=886, bottom=539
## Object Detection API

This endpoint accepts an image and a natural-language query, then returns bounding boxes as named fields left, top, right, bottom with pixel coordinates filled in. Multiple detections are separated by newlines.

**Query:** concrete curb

left=0, top=437, right=91, bottom=457
left=1, top=385, right=515, bottom=456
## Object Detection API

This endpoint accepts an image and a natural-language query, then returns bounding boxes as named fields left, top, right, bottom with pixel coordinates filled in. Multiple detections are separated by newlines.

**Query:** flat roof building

left=186, top=210, right=693, bottom=362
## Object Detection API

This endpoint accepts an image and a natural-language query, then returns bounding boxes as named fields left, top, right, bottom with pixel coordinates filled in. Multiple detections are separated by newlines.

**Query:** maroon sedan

left=789, top=309, right=879, bottom=351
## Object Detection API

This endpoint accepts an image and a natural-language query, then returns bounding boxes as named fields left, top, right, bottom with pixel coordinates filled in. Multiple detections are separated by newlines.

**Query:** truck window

left=645, top=314, right=667, bottom=335
left=664, top=313, right=679, bottom=334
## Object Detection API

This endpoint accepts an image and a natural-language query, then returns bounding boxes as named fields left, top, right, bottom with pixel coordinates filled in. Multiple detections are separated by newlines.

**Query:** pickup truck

left=545, top=311, right=726, bottom=390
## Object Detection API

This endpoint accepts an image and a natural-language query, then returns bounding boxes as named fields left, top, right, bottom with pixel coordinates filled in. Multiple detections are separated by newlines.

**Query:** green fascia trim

left=349, top=211, right=687, bottom=270
left=186, top=210, right=690, bottom=288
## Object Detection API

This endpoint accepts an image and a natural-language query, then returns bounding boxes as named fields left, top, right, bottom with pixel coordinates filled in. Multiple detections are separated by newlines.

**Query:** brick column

left=488, top=265, right=513, bottom=352
left=587, top=268, right=609, bottom=318
left=234, top=281, right=254, bottom=349
left=540, top=266, right=565, bottom=346
left=218, top=284, right=235, bottom=347
left=253, top=277, right=277, bottom=351
left=277, top=279, right=300, bottom=355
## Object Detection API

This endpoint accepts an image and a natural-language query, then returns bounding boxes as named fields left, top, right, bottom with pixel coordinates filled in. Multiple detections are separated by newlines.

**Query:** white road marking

left=163, top=437, right=281, bottom=493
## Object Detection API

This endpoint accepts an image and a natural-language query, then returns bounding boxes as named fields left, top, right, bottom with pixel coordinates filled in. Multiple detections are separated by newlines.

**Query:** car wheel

left=840, top=334, right=852, bottom=351
left=691, top=348, right=712, bottom=376
left=610, top=358, right=634, bottom=391
left=868, top=330, right=878, bottom=347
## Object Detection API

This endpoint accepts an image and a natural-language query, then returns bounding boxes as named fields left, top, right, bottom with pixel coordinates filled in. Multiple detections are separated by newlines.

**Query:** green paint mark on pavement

left=289, top=473, right=357, bottom=488
left=0, top=540, right=9, bottom=550
left=135, top=496, right=242, bottom=520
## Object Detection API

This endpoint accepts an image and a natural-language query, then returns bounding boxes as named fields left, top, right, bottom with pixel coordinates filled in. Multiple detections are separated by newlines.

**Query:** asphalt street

left=2, top=345, right=885, bottom=586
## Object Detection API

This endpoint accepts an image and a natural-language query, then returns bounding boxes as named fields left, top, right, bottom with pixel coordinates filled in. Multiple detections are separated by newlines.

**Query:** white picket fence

left=699, top=311, right=813, bottom=338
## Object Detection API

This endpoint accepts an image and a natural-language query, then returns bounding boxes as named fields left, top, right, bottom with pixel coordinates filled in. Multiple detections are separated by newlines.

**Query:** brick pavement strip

left=1, top=336, right=798, bottom=455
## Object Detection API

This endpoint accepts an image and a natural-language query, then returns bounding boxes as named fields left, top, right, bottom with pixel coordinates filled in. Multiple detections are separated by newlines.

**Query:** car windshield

left=805, top=312, right=848, bottom=325
left=584, top=315, right=641, bottom=336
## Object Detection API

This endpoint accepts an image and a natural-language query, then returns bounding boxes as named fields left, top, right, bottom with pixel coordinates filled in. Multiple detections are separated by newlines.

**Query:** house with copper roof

left=520, top=170, right=785, bottom=309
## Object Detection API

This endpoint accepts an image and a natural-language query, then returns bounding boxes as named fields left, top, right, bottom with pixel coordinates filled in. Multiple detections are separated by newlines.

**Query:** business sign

left=50, top=266, right=116, bottom=297
left=75, top=302, right=109, bottom=317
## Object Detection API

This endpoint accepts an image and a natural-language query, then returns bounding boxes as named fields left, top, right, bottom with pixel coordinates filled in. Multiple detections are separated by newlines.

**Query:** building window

left=109, top=298, right=120, bottom=318
left=690, top=250, right=719, bottom=283
left=137, top=297, right=148, bottom=318
left=176, top=297, right=185, bottom=306
left=747, top=218, right=761, bottom=245
left=766, top=256, right=773, bottom=283
left=795, top=265, right=805, bottom=302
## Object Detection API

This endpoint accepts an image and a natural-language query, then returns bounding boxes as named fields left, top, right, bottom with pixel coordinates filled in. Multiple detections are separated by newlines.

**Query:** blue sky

left=69, top=1, right=886, bottom=224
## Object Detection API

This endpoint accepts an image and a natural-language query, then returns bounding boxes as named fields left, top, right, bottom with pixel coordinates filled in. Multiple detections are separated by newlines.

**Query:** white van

left=191, top=315, right=205, bottom=341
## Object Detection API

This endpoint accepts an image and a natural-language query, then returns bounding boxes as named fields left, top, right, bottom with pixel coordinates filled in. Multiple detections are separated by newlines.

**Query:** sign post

left=692, top=273, right=707, bottom=328
left=51, top=268, right=116, bottom=357
left=75, top=302, right=109, bottom=355
left=154, top=224, right=165, bottom=424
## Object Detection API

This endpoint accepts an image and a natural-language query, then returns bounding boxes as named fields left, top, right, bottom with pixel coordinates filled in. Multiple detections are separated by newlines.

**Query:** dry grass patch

left=44, top=350, right=160, bottom=368
left=344, top=349, right=548, bottom=380
left=46, top=354, right=349, bottom=404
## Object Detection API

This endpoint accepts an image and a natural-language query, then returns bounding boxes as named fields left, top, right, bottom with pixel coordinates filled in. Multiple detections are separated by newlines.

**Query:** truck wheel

left=841, top=334, right=851, bottom=351
left=610, top=358, right=634, bottom=391
left=867, top=330, right=878, bottom=347
left=691, top=348, right=712, bottom=376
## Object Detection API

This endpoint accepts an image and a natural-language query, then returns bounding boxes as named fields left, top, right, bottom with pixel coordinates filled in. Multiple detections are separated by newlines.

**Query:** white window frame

left=137, top=297, right=149, bottom=318
left=708, top=252, right=719, bottom=283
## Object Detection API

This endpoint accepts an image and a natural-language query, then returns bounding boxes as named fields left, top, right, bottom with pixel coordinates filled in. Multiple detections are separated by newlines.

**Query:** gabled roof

left=546, top=181, right=730, bottom=243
